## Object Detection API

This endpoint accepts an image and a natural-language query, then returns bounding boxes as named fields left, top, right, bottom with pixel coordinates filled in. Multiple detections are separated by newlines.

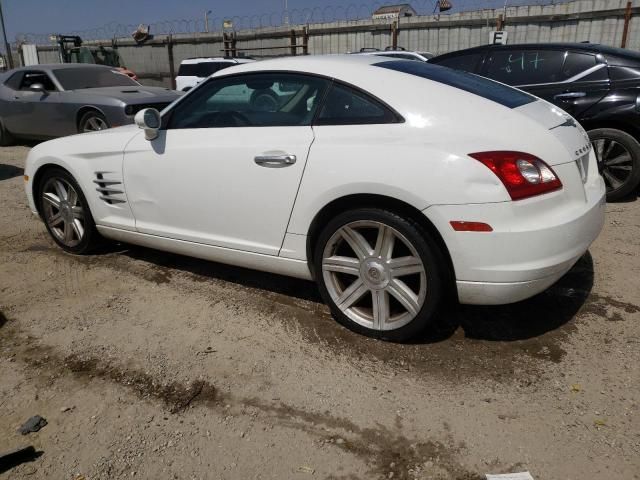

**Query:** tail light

left=469, top=151, right=562, bottom=201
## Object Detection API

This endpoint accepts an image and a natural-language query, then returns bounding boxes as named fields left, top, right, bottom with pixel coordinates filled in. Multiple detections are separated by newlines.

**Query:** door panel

left=123, top=126, right=314, bottom=255
left=524, top=80, right=609, bottom=118
left=123, top=71, right=329, bottom=255
left=8, top=71, right=61, bottom=137
left=10, top=91, right=67, bottom=137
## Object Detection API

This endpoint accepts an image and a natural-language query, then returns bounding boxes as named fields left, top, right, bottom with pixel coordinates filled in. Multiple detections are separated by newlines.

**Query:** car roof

left=6, top=63, right=117, bottom=74
left=180, top=57, right=254, bottom=64
left=434, top=42, right=639, bottom=57
left=214, top=54, right=384, bottom=75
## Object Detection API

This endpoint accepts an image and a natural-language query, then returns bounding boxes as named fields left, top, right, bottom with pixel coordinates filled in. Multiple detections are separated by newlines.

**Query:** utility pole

left=204, top=10, right=212, bottom=33
left=284, top=0, right=290, bottom=26
left=0, top=0, right=13, bottom=69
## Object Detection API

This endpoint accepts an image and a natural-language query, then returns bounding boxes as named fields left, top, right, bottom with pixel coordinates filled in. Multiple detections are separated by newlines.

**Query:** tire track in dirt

left=1, top=317, right=488, bottom=480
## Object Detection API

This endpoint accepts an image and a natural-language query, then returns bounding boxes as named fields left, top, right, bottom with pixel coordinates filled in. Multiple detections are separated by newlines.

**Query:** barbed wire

left=14, top=0, right=568, bottom=45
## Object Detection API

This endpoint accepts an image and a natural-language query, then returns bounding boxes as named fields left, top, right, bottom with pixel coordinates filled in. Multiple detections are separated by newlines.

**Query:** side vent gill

left=94, top=171, right=126, bottom=205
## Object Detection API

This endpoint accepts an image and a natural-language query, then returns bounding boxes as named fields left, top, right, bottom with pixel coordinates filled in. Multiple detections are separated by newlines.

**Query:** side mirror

left=134, top=108, right=161, bottom=141
left=29, top=83, right=46, bottom=94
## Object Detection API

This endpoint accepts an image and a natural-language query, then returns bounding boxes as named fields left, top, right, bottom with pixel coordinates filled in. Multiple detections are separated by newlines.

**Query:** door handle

left=554, top=92, right=586, bottom=100
left=254, top=154, right=297, bottom=168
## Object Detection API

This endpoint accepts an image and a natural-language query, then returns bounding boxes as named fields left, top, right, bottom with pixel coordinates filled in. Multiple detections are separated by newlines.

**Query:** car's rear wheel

left=589, top=128, right=640, bottom=201
left=314, top=208, right=445, bottom=342
left=38, top=168, right=102, bottom=254
left=79, top=111, right=110, bottom=133
left=0, top=118, right=15, bottom=146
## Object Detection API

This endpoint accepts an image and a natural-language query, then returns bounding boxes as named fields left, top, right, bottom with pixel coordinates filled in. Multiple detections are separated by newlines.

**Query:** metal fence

left=14, top=0, right=569, bottom=45
left=8, top=0, right=639, bottom=89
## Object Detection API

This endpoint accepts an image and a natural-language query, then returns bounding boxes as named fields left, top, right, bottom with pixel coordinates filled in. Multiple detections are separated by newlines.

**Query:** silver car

left=0, top=64, right=181, bottom=145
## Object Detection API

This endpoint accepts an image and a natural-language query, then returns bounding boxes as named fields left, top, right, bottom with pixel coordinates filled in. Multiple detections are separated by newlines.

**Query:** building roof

left=372, top=4, right=417, bottom=18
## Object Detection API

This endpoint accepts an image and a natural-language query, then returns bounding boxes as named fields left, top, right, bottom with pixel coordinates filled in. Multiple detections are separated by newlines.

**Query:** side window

left=167, top=73, right=330, bottom=129
left=4, top=72, right=23, bottom=90
left=432, top=53, right=483, bottom=73
left=197, top=62, right=230, bottom=77
left=315, top=83, right=400, bottom=126
left=19, top=71, right=56, bottom=91
left=562, top=52, right=597, bottom=79
left=484, top=50, right=566, bottom=85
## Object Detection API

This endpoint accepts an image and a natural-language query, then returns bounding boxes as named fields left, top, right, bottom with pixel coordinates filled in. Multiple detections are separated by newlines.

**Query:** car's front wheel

left=78, top=110, right=110, bottom=133
left=589, top=128, right=640, bottom=201
left=38, top=168, right=102, bottom=254
left=314, top=208, right=445, bottom=342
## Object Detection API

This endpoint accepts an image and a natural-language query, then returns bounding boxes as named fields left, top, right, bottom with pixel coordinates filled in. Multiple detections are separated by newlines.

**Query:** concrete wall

left=25, top=0, right=640, bottom=88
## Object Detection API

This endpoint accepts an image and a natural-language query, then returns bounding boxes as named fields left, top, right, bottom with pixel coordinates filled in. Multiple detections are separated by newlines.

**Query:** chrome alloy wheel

left=41, top=177, right=85, bottom=247
left=592, top=138, right=634, bottom=192
left=83, top=116, right=108, bottom=132
left=321, top=221, right=427, bottom=331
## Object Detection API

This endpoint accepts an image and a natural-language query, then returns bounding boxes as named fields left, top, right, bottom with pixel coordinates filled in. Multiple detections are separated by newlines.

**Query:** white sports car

left=24, top=55, right=606, bottom=341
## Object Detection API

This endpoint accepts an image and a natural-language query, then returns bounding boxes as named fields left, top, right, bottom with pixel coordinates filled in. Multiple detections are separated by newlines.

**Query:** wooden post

left=223, top=31, right=237, bottom=57
left=302, top=25, right=309, bottom=55
left=231, top=32, right=237, bottom=57
left=391, top=20, right=399, bottom=50
left=621, top=1, right=633, bottom=48
left=497, top=13, right=504, bottom=31
left=290, top=29, right=297, bottom=56
left=223, top=32, right=230, bottom=57
left=167, top=35, right=176, bottom=90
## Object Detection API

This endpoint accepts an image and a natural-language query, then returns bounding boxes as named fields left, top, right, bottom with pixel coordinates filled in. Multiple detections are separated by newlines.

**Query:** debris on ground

left=486, top=472, right=535, bottom=480
left=17, top=416, right=48, bottom=435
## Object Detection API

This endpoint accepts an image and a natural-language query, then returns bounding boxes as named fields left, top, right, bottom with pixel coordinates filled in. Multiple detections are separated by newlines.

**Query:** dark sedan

left=431, top=43, right=640, bottom=201
left=0, top=64, right=181, bottom=145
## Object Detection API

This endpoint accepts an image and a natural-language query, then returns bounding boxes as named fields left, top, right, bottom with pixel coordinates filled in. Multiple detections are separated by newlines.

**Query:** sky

left=1, top=0, right=559, bottom=46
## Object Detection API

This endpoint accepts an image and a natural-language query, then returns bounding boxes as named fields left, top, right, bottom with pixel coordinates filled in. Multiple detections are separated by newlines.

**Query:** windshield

left=54, top=67, right=138, bottom=90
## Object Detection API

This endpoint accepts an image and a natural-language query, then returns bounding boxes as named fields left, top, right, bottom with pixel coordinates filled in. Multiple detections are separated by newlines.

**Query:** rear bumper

left=424, top=178, right=606, bottom=305
left=456, top=259, right=577, bottom=305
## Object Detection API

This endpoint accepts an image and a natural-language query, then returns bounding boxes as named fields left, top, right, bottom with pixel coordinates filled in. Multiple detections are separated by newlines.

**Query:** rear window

left=484, top=50, right=566, bottom=85
left=376, top=60, right=535, bottom=109
left=178, top=62, right=233, bottom=78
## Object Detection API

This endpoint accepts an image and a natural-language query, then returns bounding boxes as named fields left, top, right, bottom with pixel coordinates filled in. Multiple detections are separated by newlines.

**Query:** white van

left=175, top=57, right=255, bottom=91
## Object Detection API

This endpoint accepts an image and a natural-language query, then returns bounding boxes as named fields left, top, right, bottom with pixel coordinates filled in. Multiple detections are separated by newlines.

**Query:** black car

left=430, top=43, right=640, bottom=201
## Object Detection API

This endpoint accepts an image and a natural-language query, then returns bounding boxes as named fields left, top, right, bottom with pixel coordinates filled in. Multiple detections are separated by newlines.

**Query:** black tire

left=78, top=110, right=110, bottom=133
left=0, top=118, right=15, bottom=146
left=313, top=208, right=446, bottom=342
left=589, top=128, right=640, bottom=201
left=37, top=167, right=102, bottom=254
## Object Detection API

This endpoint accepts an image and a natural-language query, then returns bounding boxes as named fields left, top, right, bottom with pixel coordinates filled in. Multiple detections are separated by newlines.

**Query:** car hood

left=69, top=86, right=181, bottom=104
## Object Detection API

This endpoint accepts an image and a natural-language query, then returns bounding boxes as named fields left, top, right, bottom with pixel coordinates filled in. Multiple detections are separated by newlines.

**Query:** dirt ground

left=0, top=145, right=639, bottom=480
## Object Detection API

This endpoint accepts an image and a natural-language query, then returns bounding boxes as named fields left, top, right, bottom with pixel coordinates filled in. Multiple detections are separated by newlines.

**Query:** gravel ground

left=1, top=145, right=639, bottom=480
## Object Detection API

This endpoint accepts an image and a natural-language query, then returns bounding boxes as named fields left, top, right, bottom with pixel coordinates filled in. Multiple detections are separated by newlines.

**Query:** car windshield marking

left=375, top=60, right=536, bottom=109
